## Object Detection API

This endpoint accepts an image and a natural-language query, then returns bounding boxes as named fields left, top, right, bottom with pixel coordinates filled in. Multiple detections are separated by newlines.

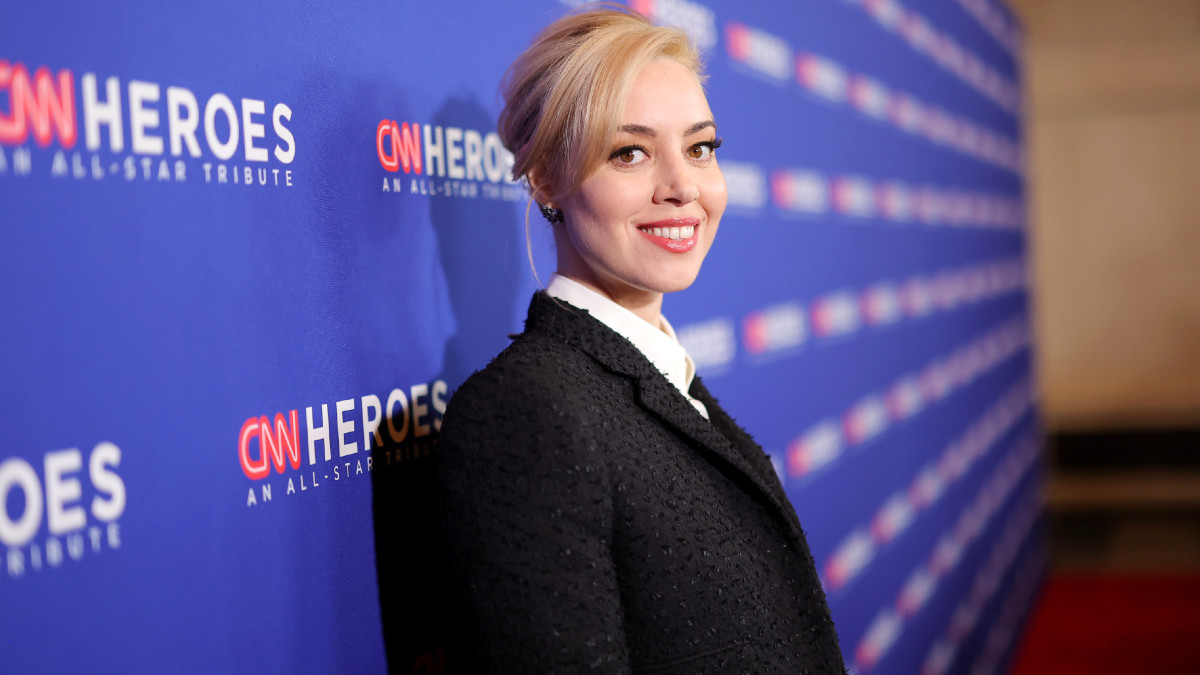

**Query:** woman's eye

left=613, top=147, right=646, bottom=164
left=689, top=138, right=722, bottom=160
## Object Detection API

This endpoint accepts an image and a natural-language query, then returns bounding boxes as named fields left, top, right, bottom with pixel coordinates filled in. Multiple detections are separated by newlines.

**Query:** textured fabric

left=544, top=274, right=708, bottom=419
left=435, top=291, right=846, bottom=674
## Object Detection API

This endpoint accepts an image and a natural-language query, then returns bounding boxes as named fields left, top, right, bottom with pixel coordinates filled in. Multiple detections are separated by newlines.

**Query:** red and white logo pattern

left=772, top=168, right=829, bottom=214
left=847, top=0, right=1021, bottom=115
left=722, top=159, right=768, bottom=210
left=724, top=22, right=793, bottom=82
left=790, top=45, right=1023, bottom=173
left=0, top=443, right=126, bottom=580
left=796, top=52, right=849, bottom=103
left=822, top=382, right=1033, bottom=592
left=851, top=441, right=1041, bottom=672
left=784, top=318, right=1030, bottom=482
left=742, top=302, right=807, bottom=356
left=0, top=59, right=296, bottom=188
left=676, top=317, right=737, bottom=371
left=787, top=421, right=844, bottom=478
left=769, top=167, right=1024, bottom=229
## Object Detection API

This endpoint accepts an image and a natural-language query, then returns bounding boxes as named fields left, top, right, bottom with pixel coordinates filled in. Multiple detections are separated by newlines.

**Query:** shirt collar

left=545, top=274, right=697, bottom=397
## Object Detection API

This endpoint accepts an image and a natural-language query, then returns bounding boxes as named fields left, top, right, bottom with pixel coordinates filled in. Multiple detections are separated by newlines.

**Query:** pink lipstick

left=636, top=218, right=701, bottom=253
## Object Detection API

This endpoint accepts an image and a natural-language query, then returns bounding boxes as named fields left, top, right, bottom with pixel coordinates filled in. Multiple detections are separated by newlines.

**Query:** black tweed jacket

left=435, top=291, right=846, bottom=674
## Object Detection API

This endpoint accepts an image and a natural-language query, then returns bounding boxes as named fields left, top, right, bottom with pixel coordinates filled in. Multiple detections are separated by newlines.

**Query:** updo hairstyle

left=498, top=6, right=705, bottom=207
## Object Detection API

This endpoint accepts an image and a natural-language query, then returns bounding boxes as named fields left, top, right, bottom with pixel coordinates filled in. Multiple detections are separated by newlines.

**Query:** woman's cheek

left=614, top=176, right=651, bottom=215
left=703, top=171, right=728, bottom=220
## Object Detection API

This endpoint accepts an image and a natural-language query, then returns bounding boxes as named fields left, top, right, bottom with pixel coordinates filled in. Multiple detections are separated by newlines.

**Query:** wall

left=0, top=1, right=1040, bottom=673
left=1010, top=0, right=1200, bottom=429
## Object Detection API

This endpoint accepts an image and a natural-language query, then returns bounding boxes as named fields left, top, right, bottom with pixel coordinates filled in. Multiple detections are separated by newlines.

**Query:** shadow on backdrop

left=372, top=94, right=525, bottom=673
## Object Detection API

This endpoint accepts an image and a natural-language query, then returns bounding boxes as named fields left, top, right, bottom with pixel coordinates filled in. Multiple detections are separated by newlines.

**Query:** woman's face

left=556, top=58, right=727, bottom=310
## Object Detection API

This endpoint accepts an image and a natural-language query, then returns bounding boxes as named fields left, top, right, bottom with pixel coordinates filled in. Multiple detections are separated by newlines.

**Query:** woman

left=435, top=7, right=845, bottom=673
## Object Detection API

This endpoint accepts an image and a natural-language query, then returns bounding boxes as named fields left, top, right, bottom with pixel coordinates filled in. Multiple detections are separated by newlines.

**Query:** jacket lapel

left=524, top=292, right=803, bottom=540
left=689, top=377, right=806, bottom=538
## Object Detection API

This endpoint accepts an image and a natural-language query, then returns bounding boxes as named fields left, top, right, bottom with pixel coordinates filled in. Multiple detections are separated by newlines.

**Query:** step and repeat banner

left=1, top=0, right=1043, bottom=672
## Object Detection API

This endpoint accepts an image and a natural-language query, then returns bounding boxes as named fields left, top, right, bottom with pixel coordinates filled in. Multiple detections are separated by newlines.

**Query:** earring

left=537, top=202, right=563, bottom=224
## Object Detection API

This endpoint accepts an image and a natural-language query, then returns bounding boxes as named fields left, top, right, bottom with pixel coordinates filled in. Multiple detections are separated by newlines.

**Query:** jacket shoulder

left=452, top=331, right=602, bottom=406
left=440, top=331, right=618, bottom=452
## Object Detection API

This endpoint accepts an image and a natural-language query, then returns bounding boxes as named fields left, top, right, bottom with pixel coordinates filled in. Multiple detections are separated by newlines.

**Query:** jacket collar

left=523, top=291, right=801, bottom=539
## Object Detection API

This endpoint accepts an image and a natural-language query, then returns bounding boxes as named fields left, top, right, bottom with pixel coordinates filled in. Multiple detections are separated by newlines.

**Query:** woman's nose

left=653, top=154, right=699, bottom=205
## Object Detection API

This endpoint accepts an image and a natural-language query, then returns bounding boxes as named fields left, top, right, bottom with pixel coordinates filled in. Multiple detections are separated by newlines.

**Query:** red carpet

left=1009, top=574, right=1200, bottom=674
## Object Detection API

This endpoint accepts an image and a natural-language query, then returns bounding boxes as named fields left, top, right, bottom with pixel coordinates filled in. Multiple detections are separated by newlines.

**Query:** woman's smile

left=636, top=217, right=700, bottom=251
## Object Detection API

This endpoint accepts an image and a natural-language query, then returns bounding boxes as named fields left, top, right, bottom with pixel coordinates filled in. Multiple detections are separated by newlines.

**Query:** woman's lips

left=636, top=218, right=701, bottom=253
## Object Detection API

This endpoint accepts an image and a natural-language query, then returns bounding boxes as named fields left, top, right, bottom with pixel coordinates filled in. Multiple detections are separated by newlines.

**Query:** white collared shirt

left=546, top=274, right=709, bottom=420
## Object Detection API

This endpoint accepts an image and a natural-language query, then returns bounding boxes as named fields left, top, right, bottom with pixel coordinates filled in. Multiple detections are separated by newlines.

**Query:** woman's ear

left=526, top=168, right=557, bottom=209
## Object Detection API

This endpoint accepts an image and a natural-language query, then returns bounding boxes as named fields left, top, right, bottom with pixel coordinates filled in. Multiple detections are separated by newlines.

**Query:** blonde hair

left=499, top=5, right=705, bottom=205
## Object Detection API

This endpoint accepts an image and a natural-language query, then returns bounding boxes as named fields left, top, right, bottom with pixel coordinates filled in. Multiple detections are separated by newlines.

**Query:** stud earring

left=537, top=202, right=564, bottom=224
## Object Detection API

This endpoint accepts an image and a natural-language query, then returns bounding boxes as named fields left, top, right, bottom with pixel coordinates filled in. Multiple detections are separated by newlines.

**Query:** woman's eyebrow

left=618, top=123, right=656, bottom=137
left=617, top=120, right=717, bottom=137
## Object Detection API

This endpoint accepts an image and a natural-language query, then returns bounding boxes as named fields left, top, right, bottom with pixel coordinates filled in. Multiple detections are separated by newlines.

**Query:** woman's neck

left=554, top=272, right=664, bottom=327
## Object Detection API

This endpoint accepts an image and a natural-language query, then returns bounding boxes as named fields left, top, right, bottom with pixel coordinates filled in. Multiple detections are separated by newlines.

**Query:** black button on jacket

left=436, top=291, right=846, bottom=673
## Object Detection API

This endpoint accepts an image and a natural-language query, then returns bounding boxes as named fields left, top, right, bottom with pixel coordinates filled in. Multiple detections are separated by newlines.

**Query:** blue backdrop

left=0, top=1, right=1044, bottom=673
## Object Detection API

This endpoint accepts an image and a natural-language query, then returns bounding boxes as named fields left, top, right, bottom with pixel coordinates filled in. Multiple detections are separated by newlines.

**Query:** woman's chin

left=648, top=270, right=703, bottom=295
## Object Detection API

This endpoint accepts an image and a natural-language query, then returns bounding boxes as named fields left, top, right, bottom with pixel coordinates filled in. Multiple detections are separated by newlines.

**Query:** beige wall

left=1009, top=0, right=1200, bottom=429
